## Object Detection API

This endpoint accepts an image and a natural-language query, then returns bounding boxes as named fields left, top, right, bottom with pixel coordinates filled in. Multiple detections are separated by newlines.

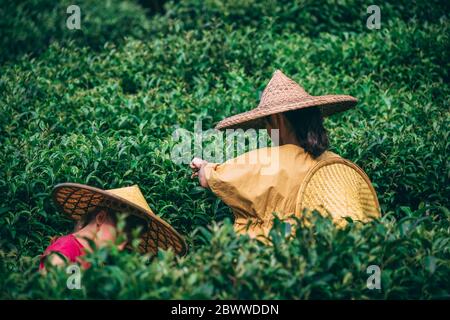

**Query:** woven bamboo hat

left=52, top=183, right=187, bottom=256
left=215, top=70, right=357, bottom=130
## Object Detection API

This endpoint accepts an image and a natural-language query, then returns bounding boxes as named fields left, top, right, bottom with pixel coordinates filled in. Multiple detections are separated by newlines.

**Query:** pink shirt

left=39, top=234, right=87, bottom=270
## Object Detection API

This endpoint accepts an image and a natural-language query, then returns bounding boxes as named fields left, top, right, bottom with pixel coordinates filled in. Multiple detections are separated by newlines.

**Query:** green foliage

left=162, top=0, right=449, bottom=35
left=0, top=0, right=152, bottom=64
left=2, top=210, right=449, bottom=299
left=0, top=0, right=448, bottom=299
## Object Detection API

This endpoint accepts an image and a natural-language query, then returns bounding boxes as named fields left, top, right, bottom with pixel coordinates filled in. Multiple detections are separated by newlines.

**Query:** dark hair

left=75, top=207, right=148, bottom=239
left=75, top=207, right=116, bottom=231
left=284, top=107, right=329, bottom=158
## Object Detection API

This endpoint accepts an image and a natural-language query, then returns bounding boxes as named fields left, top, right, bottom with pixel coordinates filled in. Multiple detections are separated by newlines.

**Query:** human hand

left=190, top=157, right=208, bottom=178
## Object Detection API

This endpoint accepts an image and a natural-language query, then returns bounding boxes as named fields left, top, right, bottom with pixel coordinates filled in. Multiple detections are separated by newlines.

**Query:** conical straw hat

left=215, top=70, right=357, bottom=130
left=52, top=183, right=187, bottom=256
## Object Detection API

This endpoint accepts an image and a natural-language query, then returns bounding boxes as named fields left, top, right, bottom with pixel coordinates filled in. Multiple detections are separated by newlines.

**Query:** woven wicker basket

left=296, top=158, right=380, bottom=226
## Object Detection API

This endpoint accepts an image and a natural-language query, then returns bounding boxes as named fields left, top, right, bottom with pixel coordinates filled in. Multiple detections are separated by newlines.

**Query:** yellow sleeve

left=203, top=148, right=279, bottom=220
left=203, top=162, right=256, bottom=218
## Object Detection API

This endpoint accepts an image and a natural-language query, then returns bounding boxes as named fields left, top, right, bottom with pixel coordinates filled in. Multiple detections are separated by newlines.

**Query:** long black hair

left=284, top=107, right=329, bottom=158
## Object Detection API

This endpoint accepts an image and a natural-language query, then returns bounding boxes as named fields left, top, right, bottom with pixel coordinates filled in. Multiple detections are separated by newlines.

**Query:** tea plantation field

left=0, top=0, right=449, bottom=299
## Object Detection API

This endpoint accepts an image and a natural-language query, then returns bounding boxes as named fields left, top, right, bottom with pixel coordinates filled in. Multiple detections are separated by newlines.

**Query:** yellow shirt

left=203, top=144, right=340, bottom=239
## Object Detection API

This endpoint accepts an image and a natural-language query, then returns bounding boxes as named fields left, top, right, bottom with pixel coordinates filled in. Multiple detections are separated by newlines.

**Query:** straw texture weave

left=53, top=183, right=187, bottom=255
left=296, top=158, right=380, bottom=226
left=216, top=70, right=357, bottom=130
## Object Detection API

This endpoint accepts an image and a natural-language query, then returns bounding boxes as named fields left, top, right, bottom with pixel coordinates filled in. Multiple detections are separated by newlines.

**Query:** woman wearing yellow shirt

left=190, top=70, right=380, bottom=241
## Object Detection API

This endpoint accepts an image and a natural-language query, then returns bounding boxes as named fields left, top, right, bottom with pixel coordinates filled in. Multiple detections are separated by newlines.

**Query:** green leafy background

left=0, top=0, right=449, bottom=299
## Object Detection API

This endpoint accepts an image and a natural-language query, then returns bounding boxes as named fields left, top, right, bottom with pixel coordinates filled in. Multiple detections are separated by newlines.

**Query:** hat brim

left=215, top=95, right=357, bottom=130
left=52, top=183, right=187, bottom=256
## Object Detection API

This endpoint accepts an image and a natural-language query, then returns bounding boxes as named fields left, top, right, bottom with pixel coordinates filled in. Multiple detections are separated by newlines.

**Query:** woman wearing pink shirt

left=40, top=183, right=187, bottom=270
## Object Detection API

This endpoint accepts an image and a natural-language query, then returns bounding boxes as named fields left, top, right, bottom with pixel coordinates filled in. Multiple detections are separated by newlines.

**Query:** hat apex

left=106, top=185, right=153, bottom=213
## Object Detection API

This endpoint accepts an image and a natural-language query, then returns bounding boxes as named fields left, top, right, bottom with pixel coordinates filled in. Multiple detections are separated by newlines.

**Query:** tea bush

left=0, top=0, right=448, bottom=299
left=2, top=210, right=449, bottom=299
left=0, top=0, right=152, bottom=64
